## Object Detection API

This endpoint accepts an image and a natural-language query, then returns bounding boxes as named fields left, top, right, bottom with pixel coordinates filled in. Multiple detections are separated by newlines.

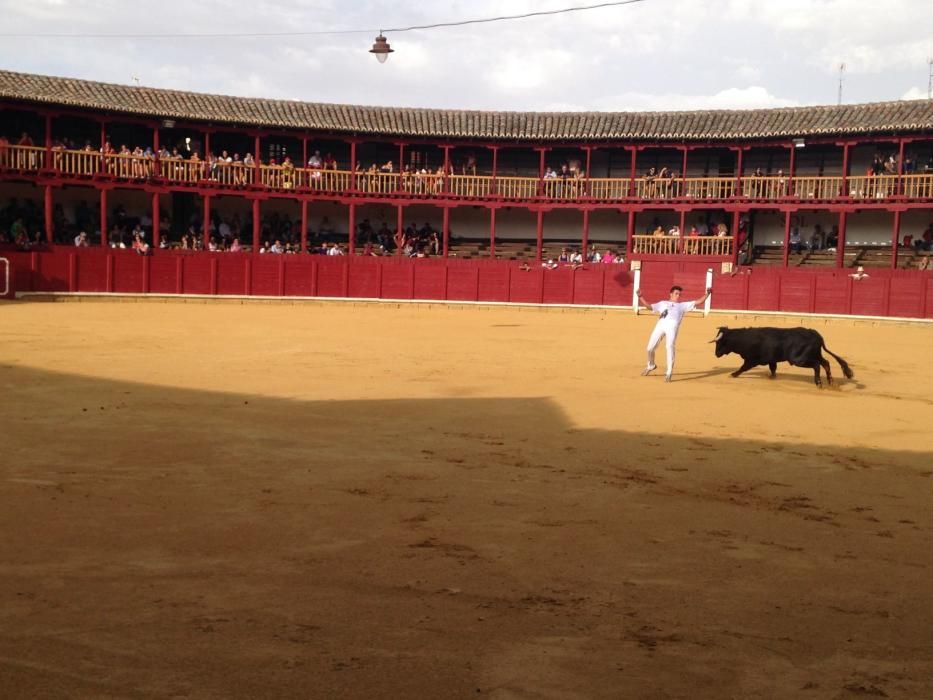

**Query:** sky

left=1, top=0, right=931, bottom=112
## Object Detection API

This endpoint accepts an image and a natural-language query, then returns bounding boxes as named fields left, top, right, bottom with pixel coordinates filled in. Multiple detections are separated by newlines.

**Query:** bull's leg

left=731, top=360, right=756, bottom=378
left=820, top=357, right=833, bottom=385
left=812, top=363, right=823, bottom=387
left=768, top=362, right=777, bottom=378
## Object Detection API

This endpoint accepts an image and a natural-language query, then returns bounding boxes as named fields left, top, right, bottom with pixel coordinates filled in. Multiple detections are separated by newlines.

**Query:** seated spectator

left=613, top=252, right=626, bottom=264
left=917, top=255, right=930, bottom=271
left=74, top=231, right=89, bottom=247
left=570, top=249, right=583, bottom=264
left=849, top=266, right=870, bottom=281
left=601, top=249, right=615, bottom=264
left=588, top=245, right=602, bottom=263
left=789, top=228, right=802, bottom=254
left=159, top=236, right=170, bottom=249
left=308, top=150, right=323, bottom=169
left=270, top=239, right=285, bottom=254
left=558, top=247, right=570, bottom=263
left=542, top=258, right=558, bottom=270
left=132, top=232, right=150, bottom=255
left=229, top=237, right=242, bottom=253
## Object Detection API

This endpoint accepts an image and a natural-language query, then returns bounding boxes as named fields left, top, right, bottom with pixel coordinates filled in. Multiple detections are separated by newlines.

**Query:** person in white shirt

left=636, top=285, right=712, bottom=382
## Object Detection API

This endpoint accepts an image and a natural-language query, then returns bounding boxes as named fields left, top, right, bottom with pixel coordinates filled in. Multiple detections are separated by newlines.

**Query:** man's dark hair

left=670, top=285, right=683, bottom=293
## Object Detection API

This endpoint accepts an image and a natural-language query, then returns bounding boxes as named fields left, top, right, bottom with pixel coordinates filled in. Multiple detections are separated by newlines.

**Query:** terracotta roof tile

left=1, top=69, right=931, bottom=143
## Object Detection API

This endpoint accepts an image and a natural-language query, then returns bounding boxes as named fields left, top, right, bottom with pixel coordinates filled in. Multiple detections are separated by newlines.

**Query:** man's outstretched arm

left=635, top=289, right=651, bottom=309
left=694, top=288, right=712, bottom=305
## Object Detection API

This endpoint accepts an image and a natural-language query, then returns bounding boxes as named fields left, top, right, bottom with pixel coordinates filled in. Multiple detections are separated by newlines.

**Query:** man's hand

left=635, top=289, right=641, bottom=297
left=706, top=287, right=712, bottom=294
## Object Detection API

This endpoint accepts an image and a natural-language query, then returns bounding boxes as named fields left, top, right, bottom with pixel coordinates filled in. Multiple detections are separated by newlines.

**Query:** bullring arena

left=1, top=297, right=931, bottom=698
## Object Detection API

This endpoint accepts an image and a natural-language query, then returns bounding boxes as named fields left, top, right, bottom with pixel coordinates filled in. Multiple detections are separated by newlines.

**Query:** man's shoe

left=641, top=365, right=657, bottom=376
left=664, top=374, right=672, bottom=383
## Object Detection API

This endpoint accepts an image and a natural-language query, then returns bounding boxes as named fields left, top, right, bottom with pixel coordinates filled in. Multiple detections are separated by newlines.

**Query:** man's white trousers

left=646, top=321, right=680, bottom=377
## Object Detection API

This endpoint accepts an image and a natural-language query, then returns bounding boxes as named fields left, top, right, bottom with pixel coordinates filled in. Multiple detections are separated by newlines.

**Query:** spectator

left=74, top=231, right=89, bottom=247
left=849, top=266, right=869, bottom=281
left=270, top=239, right=285, bottom=254
left=789, top=228, right=802, bottom=254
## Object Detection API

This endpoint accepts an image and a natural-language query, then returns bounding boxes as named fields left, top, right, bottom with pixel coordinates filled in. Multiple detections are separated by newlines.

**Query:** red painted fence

left=2, top=247, right=931, bottom=319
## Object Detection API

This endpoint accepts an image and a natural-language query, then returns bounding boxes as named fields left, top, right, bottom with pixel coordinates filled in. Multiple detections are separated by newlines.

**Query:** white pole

left=632, top=267, right=641, bottom=313
left=704, top=267, right=713, bottom=317
left=0, top=258, right=9, bottom=297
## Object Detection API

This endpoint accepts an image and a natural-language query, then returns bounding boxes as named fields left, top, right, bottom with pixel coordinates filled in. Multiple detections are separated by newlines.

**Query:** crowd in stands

left=0, top=197, right=48, bottom=248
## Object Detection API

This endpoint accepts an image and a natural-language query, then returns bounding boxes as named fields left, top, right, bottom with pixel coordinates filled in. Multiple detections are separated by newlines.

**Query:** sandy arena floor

left=0, top=299, right=931, bottom=699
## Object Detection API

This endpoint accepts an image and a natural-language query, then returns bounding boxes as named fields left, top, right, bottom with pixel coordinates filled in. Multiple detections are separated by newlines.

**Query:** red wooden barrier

left=1, top=246, right=930, bottom=319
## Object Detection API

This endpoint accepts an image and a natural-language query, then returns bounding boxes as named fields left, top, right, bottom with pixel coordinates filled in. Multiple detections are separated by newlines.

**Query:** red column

left=537, top=149, right=546, bottom=197
left=731, top=210, right=741, bottom=265
left=153, top=126, right=160, bottom=178
left=891, top=210, right=901, bottom=269
left=535, top=209, right=544, bottom=261
left=581, top=209, right=590, bottom=254
left=202, top=195, right=211, bottom=247
left=625, top=209, right=635, bottom=257
left=782, top=209, right=792, bottom=267
left=896, top=139, right=906, bottom=196
left=253, top=135, right=261, bottom=186
left=680, top=147, right=688, bottom=197
left=99, top=188, right=108, bottom=248
left=491, top=147, right=498, bottom=196
left=348, top=203, right=356, bottom=255
left=398, top=143, right=405, bottom=192
left=787, top=144, right=796, bottom=197
left=735, top=148, right=745, bottom=197
left=152, top=192, right=160, bottom=249
left=835, top=211, right=848, bottom=268
left=489, top=207, right=497, bottom=257
left=204, top=131, right=211, bottom=161
left=99, top=121, right=107, bottom=173
left=44, top=114, right=52, bottom=170
left=442, top=206, right=450, bottom=257
left=840, top=142, right=851, bottom=196
left=350, top=140, right=358, bottom=190
left=584, top=147, right=592, bottom=198
left=628, top=147, right=637, bottom=197
left=44, top=185, right=53, bottom=243
left=300, top=199, right=308, bottom=253
left=443, top=146, right=451, bottom=194
left=396, top=204, right=404, bottom=256
left=252, top=199, right=261, bottom=251
left=678, top=210, right=686, bottom=254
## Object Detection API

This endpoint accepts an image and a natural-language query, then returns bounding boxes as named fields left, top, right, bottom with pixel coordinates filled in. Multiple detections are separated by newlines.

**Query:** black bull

left=711, top=327, right=854, bottom=387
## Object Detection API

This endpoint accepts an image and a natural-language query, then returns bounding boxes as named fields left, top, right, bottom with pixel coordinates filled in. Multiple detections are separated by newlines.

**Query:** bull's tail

left=822, top=341, right=854, bottom=379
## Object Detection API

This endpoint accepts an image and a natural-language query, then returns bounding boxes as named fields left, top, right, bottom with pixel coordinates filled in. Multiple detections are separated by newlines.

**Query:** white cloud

left=596, top=86, right=798, bottom=112
left=901, top=87, right=928, bottom=101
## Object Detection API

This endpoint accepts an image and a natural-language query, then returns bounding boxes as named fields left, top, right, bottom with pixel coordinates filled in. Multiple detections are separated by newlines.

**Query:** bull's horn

left=708, top=330, right=724, bottom=343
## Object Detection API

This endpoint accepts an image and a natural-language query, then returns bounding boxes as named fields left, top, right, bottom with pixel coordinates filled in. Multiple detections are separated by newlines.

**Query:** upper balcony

left=2, top=143, right=932, bottom=205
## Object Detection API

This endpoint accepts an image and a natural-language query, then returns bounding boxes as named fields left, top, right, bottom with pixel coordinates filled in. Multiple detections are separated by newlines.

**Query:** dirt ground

left=1, top=298, right=931, bottom=699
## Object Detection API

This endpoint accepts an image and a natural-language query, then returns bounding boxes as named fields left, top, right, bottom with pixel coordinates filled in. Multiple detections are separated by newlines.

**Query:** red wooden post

left=152, top=125, right=160, bottom=178
left=202, top=195, right=211, bottom=247
left=44, top=113, right=52, bottom=170
left=349, top=140, right=358, bottom=190
left=535, top=209, right=544, bottom=261
left=151, top=192, right=160, bottom=248
left=396, top=204, right=404, bottom=256
left=625, top=209, right=635, bottom=258
left=680, top=146, right=688, bottom=197
left=489, top=207, right=497, bottom=257
left=581, top=208, right=590, bottom=254
left=398, top=142, right=405, bottom=192
left=787, top=143, right=796, bottom=197
left=348, top=202, right=356, bottom=256
left=537, top=148, right=546, bottom=197
left=584, top=147, right=592, bottom=198
left=835, top=211, right=848, bottom=268
left=300, top=199, right=308, bottom=253
left=44, top=185, right=53, bottom=243
left=99, top=188, right=108, bottom=248
left=204, top=131, right=211, bottom=161
left=252, top=199, right=261, bottom=251
left=678, top=210, right=686, bottom=254
left=731, top=210, right=741, bottom=265
left=99, top=120, right=107, bottom=173
left=628, top=147, right=637, bottom=198
left=253, top=134, right=261, bottom=186
left=735, top=147, right=745, bottom=197
left=442, top=206, right=450, bottom=257
left=490, top=146, right=498, bottom=196
left=896, top=139, right=906, bottom=196
left=782, top=209, right=792, bottom=267
left=443, top=146, right=451, bottom=194
left=891, top=209, right=901, bottom=269
left=840, top=142, right=851, bottom=196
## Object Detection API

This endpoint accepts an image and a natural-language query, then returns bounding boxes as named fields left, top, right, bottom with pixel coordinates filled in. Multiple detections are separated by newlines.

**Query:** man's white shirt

left=650, top=300, right=697, bottom=326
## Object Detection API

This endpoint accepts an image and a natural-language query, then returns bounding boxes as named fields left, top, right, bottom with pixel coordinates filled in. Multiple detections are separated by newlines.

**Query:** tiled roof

left=1, top=69, right=931, bottom=143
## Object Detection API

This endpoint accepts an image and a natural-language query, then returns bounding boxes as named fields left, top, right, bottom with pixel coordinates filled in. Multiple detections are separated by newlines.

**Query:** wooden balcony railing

left=1, top=145, right=46, bottom=170
left=632, top=234, right=733, bottom=256
left=5, top=146, right=933, bottom=206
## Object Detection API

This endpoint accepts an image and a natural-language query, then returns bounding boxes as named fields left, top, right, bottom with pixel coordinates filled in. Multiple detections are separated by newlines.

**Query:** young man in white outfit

left=636, top=285, right=712, bottom=382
